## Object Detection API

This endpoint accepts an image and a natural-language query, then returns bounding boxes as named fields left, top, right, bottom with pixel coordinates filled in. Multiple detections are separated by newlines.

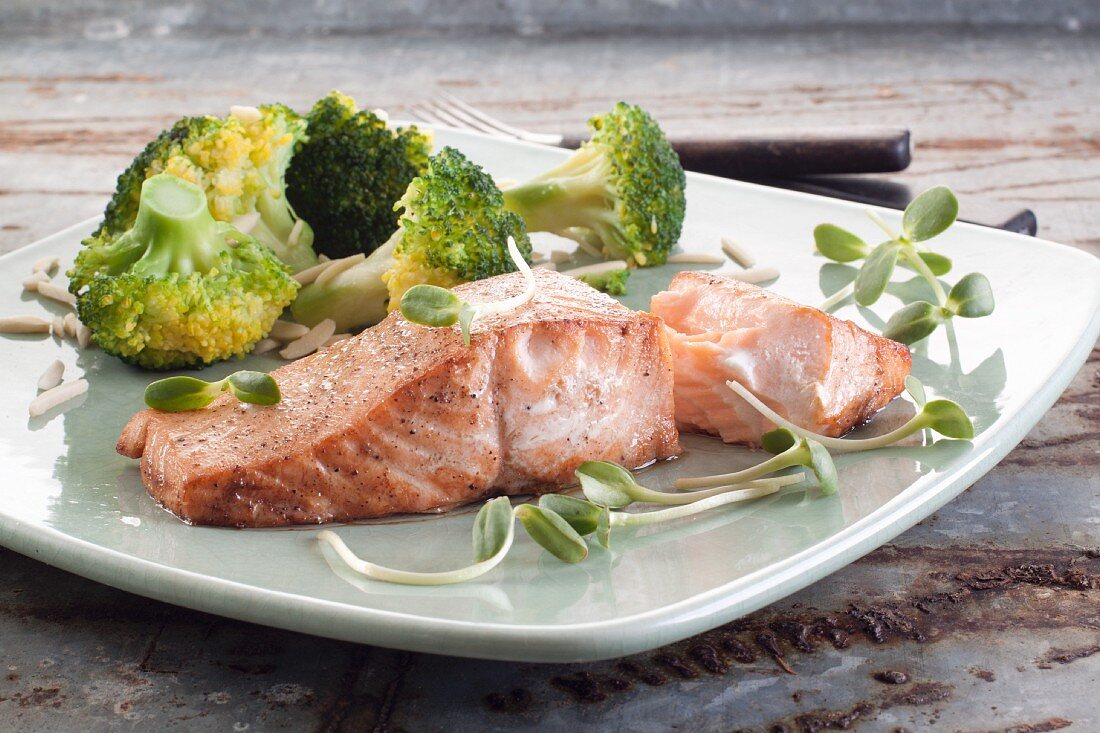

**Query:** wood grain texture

left=0, top=26, right=1098, bottom=733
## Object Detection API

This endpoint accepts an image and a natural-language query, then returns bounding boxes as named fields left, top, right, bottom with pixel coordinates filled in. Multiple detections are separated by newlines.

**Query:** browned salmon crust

left=651, top=271, right=912, bottom=445
left=118, top=270, right=681, bottom=527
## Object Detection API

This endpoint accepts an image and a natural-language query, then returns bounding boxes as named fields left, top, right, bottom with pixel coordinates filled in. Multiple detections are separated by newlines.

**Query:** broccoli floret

left=286, top=91, right=432, bottom=260
left=292, top=147, right=531, bottom=330
left=577, top=268, right=630, bottom=295
left=97, top=104, right=317, bottom=272
left=72, top=174, right=298, bottom=370
left=502, top=102, right=686, bottom=267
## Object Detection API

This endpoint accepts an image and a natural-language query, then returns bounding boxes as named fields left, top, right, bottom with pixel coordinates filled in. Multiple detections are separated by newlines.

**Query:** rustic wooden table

left=1, top=22, right=1097, bottom=733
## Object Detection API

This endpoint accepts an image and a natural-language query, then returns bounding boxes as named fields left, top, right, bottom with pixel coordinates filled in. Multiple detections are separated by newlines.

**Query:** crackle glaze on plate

left=1, top=128, right=1098, bottom=663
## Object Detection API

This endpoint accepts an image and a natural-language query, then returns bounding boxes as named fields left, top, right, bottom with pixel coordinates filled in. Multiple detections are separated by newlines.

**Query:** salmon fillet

left=650, top=271, right=911, bottom=445
left=118, top=269, right=680, bottom=527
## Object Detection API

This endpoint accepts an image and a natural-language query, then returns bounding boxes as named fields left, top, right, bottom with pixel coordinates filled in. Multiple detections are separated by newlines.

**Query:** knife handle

left=561, top=128, right=911, bottom=178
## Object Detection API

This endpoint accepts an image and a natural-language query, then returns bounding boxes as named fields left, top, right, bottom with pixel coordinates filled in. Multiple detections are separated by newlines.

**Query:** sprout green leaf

left=515, top=505, right=589, bottom=563
left=399, top=284, right=463, bottom=327
left=575, top=460, right=642, bottom=508
left=473, top=496, right=516, bottom=562
left=814, top=224, right=869, bottom=262
left=807, top=439, right=839, bottom=496
left=145, top=370, right=282, bottom=412
left=538, top=494, right=601, bottom=536
left=882, top=300, right=948, bottom=345
left=761, top=427, right=799, bottom=454
left=225, top=371, right=281, bottom=406
left=916, top=251, right=952, bottom=276
left=854, top=241, right=901, bottom=306
left=902, top=186, right=959, bottom=242
left=946, top=272, right=995, bottom=318
left=920, top=399, right=975, bottom=440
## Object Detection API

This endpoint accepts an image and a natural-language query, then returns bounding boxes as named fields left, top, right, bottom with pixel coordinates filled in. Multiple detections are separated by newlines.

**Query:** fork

left=412, top=92, right=912, bottom=179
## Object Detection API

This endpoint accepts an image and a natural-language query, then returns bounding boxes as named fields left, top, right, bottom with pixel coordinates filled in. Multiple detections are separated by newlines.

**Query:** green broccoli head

left=96, top=104, right=317, bottom=272
left=286, top=91, right=432, bottom=260
left=577, top=267, right=630, bottom=296
left=502, top=102, right=685, bottom=267
left=292, top=147, right=531, bottom=331
left=73, top=174, right=299, bottom=370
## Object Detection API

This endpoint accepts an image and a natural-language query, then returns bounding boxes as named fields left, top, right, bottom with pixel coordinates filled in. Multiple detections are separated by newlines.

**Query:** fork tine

left=408, top=104, right=450, bottom=128
left=433, top=92, right=562, bottom=146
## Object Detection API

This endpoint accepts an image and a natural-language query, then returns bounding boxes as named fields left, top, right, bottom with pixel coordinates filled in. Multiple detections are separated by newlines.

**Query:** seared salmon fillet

left=650, top=271, right=911, bottom=445
left=118, top=269, right=680, bottom=527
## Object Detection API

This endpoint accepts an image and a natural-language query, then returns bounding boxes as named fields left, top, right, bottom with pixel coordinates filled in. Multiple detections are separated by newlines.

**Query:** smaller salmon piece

left=650, top=271, right=912, bottom=445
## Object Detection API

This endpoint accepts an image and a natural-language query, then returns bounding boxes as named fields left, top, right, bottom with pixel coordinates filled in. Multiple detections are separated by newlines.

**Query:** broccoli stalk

left=502, top=102, right=686, bottom=267
left=71, top=174, right=299, bottom=370
left=96, top=104, right=317, bottom=273
left=292, top=147, right=531, bottom=331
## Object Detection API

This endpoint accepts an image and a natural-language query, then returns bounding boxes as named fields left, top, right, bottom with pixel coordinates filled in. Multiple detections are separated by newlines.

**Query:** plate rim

left=2, top=140, right=1099, bottom=663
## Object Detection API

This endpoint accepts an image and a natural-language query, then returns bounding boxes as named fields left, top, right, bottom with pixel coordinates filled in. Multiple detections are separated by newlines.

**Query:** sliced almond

left=251, top=338, right=282, bottom=355
left=269, top=320, right=311, bottom=341
left=279, top=319, right=336, bottom=360
left=313, top=253, right=365, bottom=287
left=0, top=315, right=51, bottom=334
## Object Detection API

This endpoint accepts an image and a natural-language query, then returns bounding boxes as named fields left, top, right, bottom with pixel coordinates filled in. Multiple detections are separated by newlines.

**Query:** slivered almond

left=727, top=266, right=779, bottom=284
left=76, top=324, right=92, bottom=349
left=287, top=219, right=305, bottom=248
left=29, top=379, right=88, bottom=418
left=269, top=320, right=310, bottom=341
left=232, top=212, right=261, bottom=234
left=279, top=319, right=336, bottom=360
left=252, top=338, right=281, bottom=355
left=229, top=105, right=262, bottom=123
left=313, top=253, right=365, bottom=287
left=0, top=315, right=51, bottom=334
left=51, top=316, right=65, bottom=338
left=36, top=281, right=77, bottom=309
left=560, top=261, right=630, bottom=278
left=293, top=260, right=335, bottom=286
left=23, top=272, right=51, bottom=292
left=32, top=256, right=60, bottom=275
left=666, top=252, right=725, bottom=265
left=63, top=313, right=80, bottom=338
left=38, top=360, right=64, bottom=391
left=721, top=237, right=756, bottom=268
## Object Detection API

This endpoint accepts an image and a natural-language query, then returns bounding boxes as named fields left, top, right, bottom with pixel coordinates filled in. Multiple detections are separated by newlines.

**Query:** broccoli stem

left=128, top=175, right=230, bottom=278
left=502, top=147, right=614, bottom=236
left=291, top=232, right=398, bottom=330
left=252, top=189, right=317, bottom=273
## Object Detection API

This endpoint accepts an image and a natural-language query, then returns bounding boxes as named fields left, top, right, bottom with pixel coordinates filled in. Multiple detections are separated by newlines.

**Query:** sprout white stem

left=900, top=248, right=949, bottom=305
left=612, top=483, right=782, bottom=528
left=865, top=208, right=901, bottom=241
left=725, top=379, right=923, bottom=452
left=819, top=283, right=854, bottom=311
left=721, top=237, right=756, bottom=268
left=317, top=524, right=515, bottom=586
left=468, top=237, right=536, bottom=319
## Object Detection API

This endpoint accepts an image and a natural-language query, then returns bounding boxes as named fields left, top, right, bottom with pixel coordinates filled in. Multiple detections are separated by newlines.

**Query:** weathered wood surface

left=0, top=25, right=1098, bottom=733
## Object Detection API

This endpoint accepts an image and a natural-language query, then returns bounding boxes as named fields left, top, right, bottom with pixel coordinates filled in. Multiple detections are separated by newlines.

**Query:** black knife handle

left=561, top=128, right=911, bottom=178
